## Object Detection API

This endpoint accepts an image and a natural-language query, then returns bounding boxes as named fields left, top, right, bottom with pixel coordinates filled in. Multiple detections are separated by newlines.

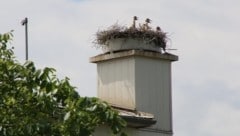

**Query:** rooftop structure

left=91, top=49, right=178, bottom=136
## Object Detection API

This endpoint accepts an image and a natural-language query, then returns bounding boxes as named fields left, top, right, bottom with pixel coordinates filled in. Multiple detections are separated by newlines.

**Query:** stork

left=130, top=16, right=138, bottom=30
left=156, top=26, right=161, bottom=33
left=144, top=18, right=151, bottom=30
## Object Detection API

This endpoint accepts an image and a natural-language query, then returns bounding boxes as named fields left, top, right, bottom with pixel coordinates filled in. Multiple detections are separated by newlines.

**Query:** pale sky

left=1, top=0, right=240, bottom=135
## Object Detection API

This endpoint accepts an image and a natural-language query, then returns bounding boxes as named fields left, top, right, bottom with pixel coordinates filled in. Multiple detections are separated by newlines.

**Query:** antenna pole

left=21, top=17, right=28, bottom=61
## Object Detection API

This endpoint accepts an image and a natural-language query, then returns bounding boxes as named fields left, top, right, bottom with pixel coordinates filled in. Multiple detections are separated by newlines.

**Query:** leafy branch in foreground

left=0, top=31, right=126, bottom=136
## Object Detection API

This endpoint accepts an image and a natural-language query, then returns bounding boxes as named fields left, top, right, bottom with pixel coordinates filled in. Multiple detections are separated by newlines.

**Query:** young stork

left=156, top=26, right=161, bottom=33
left=130, top=16, right=138, bottom=30
left=144, top=18, right=151, bottom=30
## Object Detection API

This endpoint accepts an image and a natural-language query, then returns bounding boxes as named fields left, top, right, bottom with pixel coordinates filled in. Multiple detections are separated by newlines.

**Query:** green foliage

left=0, top=32, right=126, bottom=136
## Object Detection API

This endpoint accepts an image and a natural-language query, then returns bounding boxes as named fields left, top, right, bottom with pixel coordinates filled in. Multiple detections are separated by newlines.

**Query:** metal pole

left=21, top=17, right=28, bottom=61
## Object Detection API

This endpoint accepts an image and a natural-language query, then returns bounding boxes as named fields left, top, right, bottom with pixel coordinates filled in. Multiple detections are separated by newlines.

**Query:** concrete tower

left=91, top=49, right=178, bottom=136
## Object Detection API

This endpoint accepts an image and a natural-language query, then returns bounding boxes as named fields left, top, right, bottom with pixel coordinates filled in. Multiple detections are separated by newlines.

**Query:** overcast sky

left=1, top=0, right=240, bottom=135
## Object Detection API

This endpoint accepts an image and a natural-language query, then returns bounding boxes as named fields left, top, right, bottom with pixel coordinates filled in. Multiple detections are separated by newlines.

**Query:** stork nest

left=94, top=23, right=168, bottom=50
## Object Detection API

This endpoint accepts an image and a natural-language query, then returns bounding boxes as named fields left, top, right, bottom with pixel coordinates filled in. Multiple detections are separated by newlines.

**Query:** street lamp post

left=21, top=17, right=28, bottom=61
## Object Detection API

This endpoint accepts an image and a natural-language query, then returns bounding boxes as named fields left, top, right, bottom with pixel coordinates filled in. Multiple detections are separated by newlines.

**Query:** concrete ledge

left=114, top=107, right=157, bottom=128
left=90, top=50, right=178, bottom=63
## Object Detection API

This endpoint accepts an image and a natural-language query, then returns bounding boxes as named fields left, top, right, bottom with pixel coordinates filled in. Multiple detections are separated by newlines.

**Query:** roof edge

left=90, top=50, right=178, bottom=63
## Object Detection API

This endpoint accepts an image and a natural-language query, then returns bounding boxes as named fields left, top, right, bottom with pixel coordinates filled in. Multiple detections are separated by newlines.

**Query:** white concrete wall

left=135, top=56, right=172, bottom=131
left=97, top=57, right=136, bottom=110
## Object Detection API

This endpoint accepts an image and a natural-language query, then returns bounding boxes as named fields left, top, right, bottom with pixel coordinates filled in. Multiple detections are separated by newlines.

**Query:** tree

left=0, top=31, right=126, bottom=136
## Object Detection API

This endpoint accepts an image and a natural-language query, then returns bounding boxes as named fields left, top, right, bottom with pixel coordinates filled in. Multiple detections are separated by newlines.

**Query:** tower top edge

left=90, top=50, right=178, bottom=63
